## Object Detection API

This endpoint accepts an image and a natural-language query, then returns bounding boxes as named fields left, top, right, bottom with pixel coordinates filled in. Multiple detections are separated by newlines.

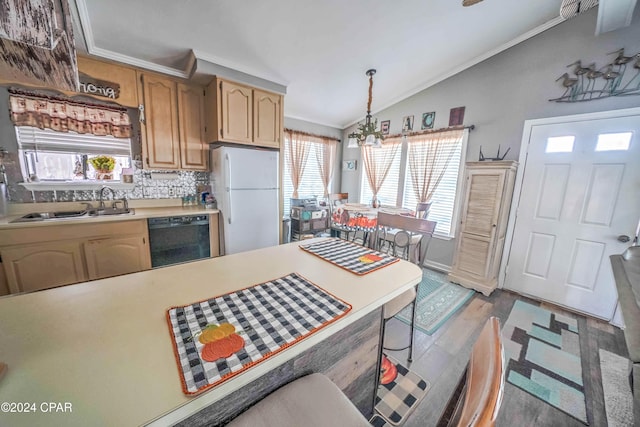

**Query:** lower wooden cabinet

left=0, top=220, right=151, bottom=294
left=84, top=236, right=151, bottom=281
left=2, top=241, right=88, bottom=293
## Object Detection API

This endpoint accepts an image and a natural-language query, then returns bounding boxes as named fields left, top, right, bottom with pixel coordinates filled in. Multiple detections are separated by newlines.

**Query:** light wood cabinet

left=139, top=73, right=208, bottom=171
left=0, top=220, right=151, bottom=294
left=253, top=89, right=282, bottom=148
left=448, top=161, right=517, bottom=296
left=205, top=77, right=283, bottom=148
left=76, top=55, right=139, bottom=107
left=2, top=241, right=88, bottom=293
left=85, top=235, right=151, bottom=280
left=139, top=73, right=181, bottom=169
left=177, top=83, right=208, bottom=170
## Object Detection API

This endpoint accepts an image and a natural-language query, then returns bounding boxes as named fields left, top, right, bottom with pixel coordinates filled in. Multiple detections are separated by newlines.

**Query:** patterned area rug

left=503, top=300, right=588, bottom=424
left=396, top=269, right=474, bottom=335
left=599, top=349, right=634, bottom=426
left=374, top=355, right=430, bottom=425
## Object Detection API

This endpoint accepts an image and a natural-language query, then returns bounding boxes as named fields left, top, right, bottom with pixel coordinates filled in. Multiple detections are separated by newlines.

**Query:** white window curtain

left=361, top=136, right=402, bottom=205
left=285, top=130, right=312, bottom=199
left=406, top=128, right=464, bottom=203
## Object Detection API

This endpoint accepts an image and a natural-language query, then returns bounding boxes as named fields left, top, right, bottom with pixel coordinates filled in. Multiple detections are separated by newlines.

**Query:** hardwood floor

left=382, top=281, right=630, bottom=426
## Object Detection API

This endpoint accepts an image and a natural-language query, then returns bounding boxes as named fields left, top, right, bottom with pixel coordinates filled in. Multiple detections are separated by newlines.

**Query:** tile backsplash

left=3, top=152, right=210, bottom=203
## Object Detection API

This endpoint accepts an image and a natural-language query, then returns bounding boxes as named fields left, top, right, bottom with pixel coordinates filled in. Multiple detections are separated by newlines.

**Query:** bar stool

left=374, top=212, right=436, bottom=362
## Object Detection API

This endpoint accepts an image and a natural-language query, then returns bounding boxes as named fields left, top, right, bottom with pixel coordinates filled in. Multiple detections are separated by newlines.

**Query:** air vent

left=560, top=0, right=599, bottom=19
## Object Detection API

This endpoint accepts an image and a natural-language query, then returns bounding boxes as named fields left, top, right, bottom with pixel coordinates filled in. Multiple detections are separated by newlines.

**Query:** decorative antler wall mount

left=550, top=48, right=640, bottom=103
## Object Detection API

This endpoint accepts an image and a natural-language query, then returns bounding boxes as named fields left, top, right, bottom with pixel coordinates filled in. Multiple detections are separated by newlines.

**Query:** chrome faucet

left=98, top=186, right=116, bottom=209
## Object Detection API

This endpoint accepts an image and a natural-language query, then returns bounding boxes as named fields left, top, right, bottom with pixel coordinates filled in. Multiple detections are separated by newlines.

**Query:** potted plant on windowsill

left=89, top=155, right=116, bottom=180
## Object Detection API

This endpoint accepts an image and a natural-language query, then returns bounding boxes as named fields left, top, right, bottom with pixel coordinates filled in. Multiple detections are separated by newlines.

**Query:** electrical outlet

left=169, top=188, right=175, bottom=197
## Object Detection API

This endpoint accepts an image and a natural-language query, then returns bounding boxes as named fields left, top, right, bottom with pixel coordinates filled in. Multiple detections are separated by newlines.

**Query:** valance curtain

left=313, top=137, right=337, bottom=197
left=362, top=135, right=402, bottom=204
left=407, top=128, right=465, bottom=203
left=8, top=89, right=132, bottom=138
left=285, top=130, right=311, bottom=199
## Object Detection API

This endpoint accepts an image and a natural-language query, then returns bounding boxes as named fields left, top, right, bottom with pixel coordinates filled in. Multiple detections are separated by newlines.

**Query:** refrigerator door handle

left=225, top=153, right=232, bottom=224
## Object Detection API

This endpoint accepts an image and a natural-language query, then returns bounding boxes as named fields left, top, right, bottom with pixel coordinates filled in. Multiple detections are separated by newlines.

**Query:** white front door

left=505, top=110, right=640, bottom=320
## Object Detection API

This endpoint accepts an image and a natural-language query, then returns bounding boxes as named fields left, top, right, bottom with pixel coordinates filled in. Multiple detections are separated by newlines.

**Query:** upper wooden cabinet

left=138, top=73, right=208, bottom=171
left=254, top=89, right=283, bottom=148
left=177, top=83, right=208, bottom=170
left=205, top=77, right=283, bottom=149
left=76, top=56, right=139, bottom=107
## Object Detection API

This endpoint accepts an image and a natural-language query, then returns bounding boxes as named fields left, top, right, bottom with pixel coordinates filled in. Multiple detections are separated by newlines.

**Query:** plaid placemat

left=300, top=238, right=399, bottom=275
left=376, top=355, right=430, bottom=425
left=166, top=273, right=352, bottom=395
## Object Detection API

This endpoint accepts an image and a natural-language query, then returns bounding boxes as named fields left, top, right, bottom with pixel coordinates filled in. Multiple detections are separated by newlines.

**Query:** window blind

left=402, top=138, right=462, bottom=236
left=283, top=140, right=327, bottom=216
left=16, top=126, right=132, bottom=156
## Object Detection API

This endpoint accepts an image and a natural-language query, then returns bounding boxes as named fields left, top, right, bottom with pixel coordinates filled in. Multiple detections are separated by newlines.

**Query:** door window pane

left=595, top=132, right=632, bottom=151
left=545, top=136, right=575, bottom=153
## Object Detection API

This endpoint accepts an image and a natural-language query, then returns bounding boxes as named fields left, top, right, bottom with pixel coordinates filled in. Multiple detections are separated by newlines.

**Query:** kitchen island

left=0, top=238, right=422, bottom=426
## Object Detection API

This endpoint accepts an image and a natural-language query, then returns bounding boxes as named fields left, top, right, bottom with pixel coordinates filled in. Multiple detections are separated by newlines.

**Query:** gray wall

left=340, top=7, right=640, bottom=268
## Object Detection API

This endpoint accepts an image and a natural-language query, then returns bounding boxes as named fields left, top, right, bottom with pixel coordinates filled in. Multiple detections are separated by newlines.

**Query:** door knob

left=618, top=235, right=631, bottom=243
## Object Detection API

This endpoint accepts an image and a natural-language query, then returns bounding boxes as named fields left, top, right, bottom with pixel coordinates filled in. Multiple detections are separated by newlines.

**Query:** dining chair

left=436, top=317, right=505, bottom=427
left=328, top=193, right=351, bottom=240
left=374, top=212, right=437, bottom=362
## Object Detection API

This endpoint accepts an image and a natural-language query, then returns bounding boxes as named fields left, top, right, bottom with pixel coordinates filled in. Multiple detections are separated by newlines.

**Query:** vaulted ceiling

left=71, top=0, right=636, bottom=129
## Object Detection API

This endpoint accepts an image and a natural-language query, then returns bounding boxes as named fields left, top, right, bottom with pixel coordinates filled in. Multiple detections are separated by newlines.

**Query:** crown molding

left=284, top=114, right=344, bottom=130
left=340, top=16, right=566, bottom=129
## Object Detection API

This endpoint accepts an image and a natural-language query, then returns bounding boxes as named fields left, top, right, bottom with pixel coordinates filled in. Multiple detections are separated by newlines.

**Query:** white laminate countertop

left=0, top=206, right=220, bottom=229
left=0, top=238, right=422, bottom=427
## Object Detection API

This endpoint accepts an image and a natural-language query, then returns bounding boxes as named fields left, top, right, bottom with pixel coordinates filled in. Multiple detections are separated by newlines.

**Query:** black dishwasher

left=148, top=215, right=210, bottom=268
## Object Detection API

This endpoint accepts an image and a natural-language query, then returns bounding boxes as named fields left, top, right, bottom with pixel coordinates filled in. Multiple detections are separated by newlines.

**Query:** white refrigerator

left=210, top=146, right=280, bottom=255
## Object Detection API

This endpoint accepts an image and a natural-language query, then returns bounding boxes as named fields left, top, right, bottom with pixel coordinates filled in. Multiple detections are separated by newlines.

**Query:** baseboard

left=423, top=260, right=451, bottom=274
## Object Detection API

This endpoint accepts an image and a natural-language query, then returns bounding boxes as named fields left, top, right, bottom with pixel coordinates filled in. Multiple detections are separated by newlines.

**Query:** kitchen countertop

left=0, top=238, right=422, bottom=426
left=0, top=206, right=220, bottom=229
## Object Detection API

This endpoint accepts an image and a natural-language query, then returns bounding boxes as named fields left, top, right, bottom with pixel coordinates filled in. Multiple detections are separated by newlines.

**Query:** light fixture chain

left=367, top=74, right=373, bottom=115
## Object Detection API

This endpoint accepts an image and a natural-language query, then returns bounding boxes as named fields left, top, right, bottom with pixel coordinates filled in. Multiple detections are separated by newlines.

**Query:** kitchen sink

left=10, top=207, right=134, bottom=223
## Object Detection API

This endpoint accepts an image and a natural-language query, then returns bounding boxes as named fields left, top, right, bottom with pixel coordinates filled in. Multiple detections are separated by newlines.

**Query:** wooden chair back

left=374, top=212, right=437, bottom=265
left=328, top=193, right=349, bottom=203
left=438, top=317, right=505, bottom=427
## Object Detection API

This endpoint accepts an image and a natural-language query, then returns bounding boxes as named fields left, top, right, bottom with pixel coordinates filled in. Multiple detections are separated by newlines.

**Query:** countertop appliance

left=211, top=146, right=279, bottom=255
left=148, top=215, right=210, bottom=268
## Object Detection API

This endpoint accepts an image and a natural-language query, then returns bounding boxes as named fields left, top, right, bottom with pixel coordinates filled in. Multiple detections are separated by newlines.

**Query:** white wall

left=340, top=7, right=640, bottom=268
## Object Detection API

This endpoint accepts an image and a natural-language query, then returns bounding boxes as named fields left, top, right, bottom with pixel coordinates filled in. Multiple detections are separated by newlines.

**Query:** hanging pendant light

left=347, top=69, right=384, bottom=148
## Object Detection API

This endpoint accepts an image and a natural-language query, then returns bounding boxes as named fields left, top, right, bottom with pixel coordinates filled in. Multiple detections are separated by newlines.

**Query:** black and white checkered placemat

left=375, top=355, right=430, bottom=425
left=300, top=238, right=399, bottom=275
left=166, top=273, right=351, bottom=395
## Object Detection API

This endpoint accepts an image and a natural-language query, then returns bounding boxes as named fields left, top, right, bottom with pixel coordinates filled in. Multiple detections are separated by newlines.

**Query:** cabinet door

left=84, top=236, right=151, bottom=281
left=140, top=73, right=180, bottom=169
left=253, top=89, right=282, bottom=148
left=220, top=80, right=252, bottom=143
left=2, top=241, right=87, bottom=293
left=177, top=83, right=208, bottom=170
left=461, top=169, right=506, bottom=238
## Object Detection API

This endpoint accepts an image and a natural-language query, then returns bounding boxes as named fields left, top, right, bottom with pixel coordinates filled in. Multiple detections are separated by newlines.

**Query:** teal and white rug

left=396, top=269, right=474, bottom=335
left=503, top=300, right=588, bottom=424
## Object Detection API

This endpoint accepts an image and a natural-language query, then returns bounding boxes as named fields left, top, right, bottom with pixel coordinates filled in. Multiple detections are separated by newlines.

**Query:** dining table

left=330, top=203, right=415, bottom=244
left=0, top=238, right=422, bottom=426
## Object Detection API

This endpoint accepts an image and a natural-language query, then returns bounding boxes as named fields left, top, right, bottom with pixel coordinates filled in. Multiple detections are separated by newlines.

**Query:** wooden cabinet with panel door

left=2, top=240, right=88, bottom=293
left=0, top=220, right=152, bottom=294
left=138, top=73, right=208, bottom=171
left=205, top=77, right=283, bottom=148
left=84, top=235, right=151, bottom=281
left=448, top=161, right=517, bottom=296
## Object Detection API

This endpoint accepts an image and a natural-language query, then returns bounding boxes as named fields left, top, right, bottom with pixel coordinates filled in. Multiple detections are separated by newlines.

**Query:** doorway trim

left=499, top=106, right=640, bottom=290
